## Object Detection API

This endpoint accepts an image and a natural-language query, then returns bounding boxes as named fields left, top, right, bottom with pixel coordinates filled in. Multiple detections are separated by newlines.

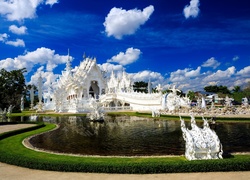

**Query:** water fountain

left=180, top=115, right=223, bottom=160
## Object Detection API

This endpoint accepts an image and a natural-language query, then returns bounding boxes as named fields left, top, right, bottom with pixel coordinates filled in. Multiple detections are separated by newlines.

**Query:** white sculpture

left=37, top=74, right=43, bottom=112
left=225, top=96, right=233, bottom=107
left=242, top=97, right=249, bottom=107
left=20, top=95, right=24, bottom=111
left=7, top=105, right=14, bottom=116
left=86, top=98, right=105, bottom=121
left=0, top=108, right=7, bottom=121
left=180, top=115, right=223, bottom=160
left=152, top=109, right=160, bottom=117
left=30, top=86, right=34, bottom=110
left=201, top=96, right=206, bottom=109
left=165, top=85, right=190, bottom=111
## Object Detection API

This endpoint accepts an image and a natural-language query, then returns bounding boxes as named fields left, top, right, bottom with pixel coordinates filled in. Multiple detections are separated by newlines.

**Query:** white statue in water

left=180, top=115, right=223, bottom=160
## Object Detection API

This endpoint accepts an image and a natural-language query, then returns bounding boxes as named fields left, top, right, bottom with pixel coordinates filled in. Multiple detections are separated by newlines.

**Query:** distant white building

left=205, top=94, right=224, bottom=104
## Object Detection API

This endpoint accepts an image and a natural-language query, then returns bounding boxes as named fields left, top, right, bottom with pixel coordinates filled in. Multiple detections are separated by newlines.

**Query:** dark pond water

left=27, top=116, right=250, bottom=156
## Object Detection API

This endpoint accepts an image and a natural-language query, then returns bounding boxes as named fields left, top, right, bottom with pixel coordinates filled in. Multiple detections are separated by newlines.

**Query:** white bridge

left=100, top=92, right=163, bottom=111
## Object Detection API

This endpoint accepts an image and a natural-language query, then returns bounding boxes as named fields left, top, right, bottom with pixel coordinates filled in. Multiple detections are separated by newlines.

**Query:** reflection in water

left=29, top=116, right=250, bottom=156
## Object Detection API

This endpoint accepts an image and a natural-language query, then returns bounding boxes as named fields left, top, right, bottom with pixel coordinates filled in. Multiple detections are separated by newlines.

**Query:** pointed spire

left=65, top=48, right=72, bottom=72
left=111, top=70, right=115, bottom=78
left=83, top=52, right=86, bottom=60
left=148, top=78, right=152, bottom=94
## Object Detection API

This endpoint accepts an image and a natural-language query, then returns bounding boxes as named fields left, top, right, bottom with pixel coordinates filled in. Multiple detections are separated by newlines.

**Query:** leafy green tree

left=232, top=86, right=241, bottom=93
left=0, top=68, right=26, bottom=112
left=204, top=85, right=231, bottom=94
left=133, top=81, right=148, bottom=93
left=187, top=91, right=196, bottom=100
left=243, top=82, right=250, bottom=99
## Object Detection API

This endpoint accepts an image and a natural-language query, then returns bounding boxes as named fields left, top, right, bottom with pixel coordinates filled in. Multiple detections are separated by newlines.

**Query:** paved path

left=1, top=124, right=250, bottom=180
left=0, top=124, right=36, bottom=134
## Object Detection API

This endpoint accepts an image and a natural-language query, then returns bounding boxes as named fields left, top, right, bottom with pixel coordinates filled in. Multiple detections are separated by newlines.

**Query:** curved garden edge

left=0, top=123, right=250, bottom=173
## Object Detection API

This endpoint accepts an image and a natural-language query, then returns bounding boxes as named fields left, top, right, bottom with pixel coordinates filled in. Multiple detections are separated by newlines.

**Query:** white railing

left=103, top=106, right=132, bottom=111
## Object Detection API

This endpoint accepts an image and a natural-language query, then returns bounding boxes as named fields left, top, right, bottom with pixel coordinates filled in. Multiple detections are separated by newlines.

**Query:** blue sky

left=0, top=0, right=250, bottom=92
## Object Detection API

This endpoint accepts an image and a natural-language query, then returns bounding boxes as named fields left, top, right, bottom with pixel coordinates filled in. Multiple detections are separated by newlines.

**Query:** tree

left=204, top=85, right=231, bottom=95
left=133, top=81, right=148, bottom=93
left=0, top=68, right=26, bottom=112
left=243, top=82, right=250, bottom=99
left=232, top=86, right=241, bottom=93
left=187, top=91, right=196, bottom=100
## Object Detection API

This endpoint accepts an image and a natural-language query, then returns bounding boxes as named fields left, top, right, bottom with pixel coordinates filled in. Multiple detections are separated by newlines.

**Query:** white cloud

left=0, top=0, right=58, bottom=21
left=104, top=5, right=154, bottom=39
left=236, top=66, right=250, bottom=77
left=9, top=25, right=27, bottom=35
left=29, top=68, right=60, bottom=90
left=201, top=57, right=220, bottom=69
left=0, top=47, right=68, bottom=72
left=169, top=67, right=201, bottom=82
left=98, top=62, right=123, bottom=73
left=0, top=0, right=43, bottom=21
left=107, top=48, right=141, bottom=65
left=131, top=70, right=164, bottom=85
left=45, top=0, right=59, bottom=7
left=185, top=66, right=201, bottom=77
left=183, top=0, right=200, bottom=19
left=203, top=66, right=236, bottom=82
left=5, top=39, right=25, bottom=47
left=0, top=33, right=9, bottom=42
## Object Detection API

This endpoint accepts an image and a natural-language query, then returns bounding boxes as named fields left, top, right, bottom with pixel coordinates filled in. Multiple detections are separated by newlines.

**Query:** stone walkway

left=0, top=124, right=250, bottom=180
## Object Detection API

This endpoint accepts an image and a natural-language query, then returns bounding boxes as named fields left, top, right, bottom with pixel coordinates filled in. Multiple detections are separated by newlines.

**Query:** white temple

left=42, top=53, right=190, bottom=113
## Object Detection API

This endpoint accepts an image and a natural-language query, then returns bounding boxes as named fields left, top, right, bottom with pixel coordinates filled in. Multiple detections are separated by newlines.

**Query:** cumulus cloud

left=169, top=67, right=201, bottom=82
left=236, top=66, right=250, bottom=77
left=203, top=66, right=236, bottom=82
left=185, top=66, right=201, bottom=77
left=0, top=47, right=68, bottom=72
left=9, top=25, right=27, bottom=35
left=98, top=62, right=123, bottom=73
left=131, top=70, right=164, bottom=85
left=107, top=48, right=141, bottom=65
left=29, top=68, right=60, bottom=90
left=103, top=5, right=154, bottom=39
left=5, top=39, right=25, bottom=47
left=183, top=0, right=200, bottom=19
left=165, top=64, right=250, bottom=93
left=0, top=0, right=58, bottom=21
left=201, top=57, right=220, bottom=69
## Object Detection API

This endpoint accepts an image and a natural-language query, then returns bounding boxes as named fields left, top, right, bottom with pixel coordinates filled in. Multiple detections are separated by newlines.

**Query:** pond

left=26, top=115, right=250, bottom=156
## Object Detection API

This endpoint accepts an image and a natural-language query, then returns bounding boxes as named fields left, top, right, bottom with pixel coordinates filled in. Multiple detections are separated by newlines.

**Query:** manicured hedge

left=0, top=123, right=250, bottom=173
